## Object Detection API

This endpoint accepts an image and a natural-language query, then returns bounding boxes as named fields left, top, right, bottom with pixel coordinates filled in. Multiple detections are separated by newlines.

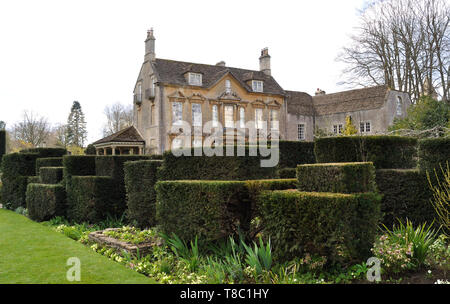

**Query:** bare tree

left=338, top=0, right=450, bottom=102
left=103, top=103, right=133, bottom=136
left=11, top=111, right=51, bottom=147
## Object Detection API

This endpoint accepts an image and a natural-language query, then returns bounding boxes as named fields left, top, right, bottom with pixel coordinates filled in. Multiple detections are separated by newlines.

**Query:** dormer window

left=252, top=80, right=263, bottom=92
left=189, top=73, right=202, bottom=86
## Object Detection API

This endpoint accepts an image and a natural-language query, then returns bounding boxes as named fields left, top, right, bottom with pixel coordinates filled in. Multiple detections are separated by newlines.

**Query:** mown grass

left=0, top=209, right=155, bottom=284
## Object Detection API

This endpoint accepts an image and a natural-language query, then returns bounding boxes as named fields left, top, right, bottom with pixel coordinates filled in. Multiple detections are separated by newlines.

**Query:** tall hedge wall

left=20, top=147, right=67, bottom=158
left=124, top=160, right=163, bottom=228
left=63, top=155, right=96, bottom=181
left=314, top=136, right=418, bottom=169
left=157, top=146, right=278, bottom=181
left=66, top=176, right=120, bottom=223
left=40, top=167, right=64, bottom=184
left=36, top=157, right=63, bottom=175
left=0, top=130, right=5, bottom=169
left=155, top=179, right=300, bottom=241
left=297, top=162, right=376, bottom=194
left=375, top=169, right=436, bottom=227
left=276, top=141, right=316, bottom=168
left=1, top=152, right=39, bottom=209
left=418, top=138, right=450, bottom=174
left=258, top=190, right=382, bottom=263
left=26, top=183, right=66, bottom=221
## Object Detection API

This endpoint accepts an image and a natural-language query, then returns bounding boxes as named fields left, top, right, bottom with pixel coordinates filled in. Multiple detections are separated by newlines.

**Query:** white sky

left=0, top=0, right=366, bottom=143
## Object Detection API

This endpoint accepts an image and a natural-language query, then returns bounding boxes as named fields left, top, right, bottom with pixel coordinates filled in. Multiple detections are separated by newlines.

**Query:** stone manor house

left=93, top=30, right=412, bottom=155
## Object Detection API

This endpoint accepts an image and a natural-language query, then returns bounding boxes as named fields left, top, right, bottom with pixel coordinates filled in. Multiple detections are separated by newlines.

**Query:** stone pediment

left=250, top=99, right=266, bottom=108
left=218, top=91, right=242, bottom=101
left=267, top=99, right=281, bottom=109
left=168, top=90, right=186, bottom=102
left=188, top=92, right=206, bottom=103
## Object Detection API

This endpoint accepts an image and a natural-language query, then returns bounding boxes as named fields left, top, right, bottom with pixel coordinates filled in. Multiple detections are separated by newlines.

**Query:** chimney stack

left=315, top=88, right=326, bottom=96
left=145, top=28, right=156, bottom=62
left=216, top=61, right=226, bottom=67
left=259, top=48, right=271, bottom=76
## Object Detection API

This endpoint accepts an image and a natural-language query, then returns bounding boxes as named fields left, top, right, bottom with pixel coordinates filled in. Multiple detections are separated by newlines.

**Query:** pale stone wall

left=286, top=113, right=314, bottom=141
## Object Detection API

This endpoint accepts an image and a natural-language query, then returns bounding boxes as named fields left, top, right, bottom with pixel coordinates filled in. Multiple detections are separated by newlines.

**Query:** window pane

left=270, top=109, right=279, bottom=130
left=240, top=107, right=245, bottom=128
left=172, top=102, right=183, bottom=126
left=338, top=124, right=343, bottom=134
left=365, top=122, right=371, bottom=132
left=225, top=105, right=234, bottom=128
left=360, top=122, right=365, bottom=133
left=192, top=103, right=202, bottom=127
left=298, top=124, right=305, bottom=140
left=212, top=105, right=218, bottom=127
left=255, top=108, right=263, bottom=129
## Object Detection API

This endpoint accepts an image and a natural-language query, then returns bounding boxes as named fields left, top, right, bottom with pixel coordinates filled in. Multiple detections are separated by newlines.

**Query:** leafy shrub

left=36, top=157, right=63, bottom=175
left=84, top=144, right=96, bottom=155
left=258, top=190, right=382, bottom=263
left=124, top=160, right=162, bottom=228
left=372, top=233, right=414, bottom=274
left=66, top=176, right=120, bottom=223
left=374, top=219, right=438, bottom=273
left=26, top=183, right=66, bottom=221
left=156, top=180, right=251, bottom=241
left=427, top=162, right=450, bottom=236
left=157, top=146, right=277, bottom=181
left=376, top=169, right=436, bottom=227
left=39, top=167, right=64, bottom=184
left=297, top=162, right=376, bottom=193
left=425, top=235, right=450, bottom=275
left=314, top=136, right=418, bottom=169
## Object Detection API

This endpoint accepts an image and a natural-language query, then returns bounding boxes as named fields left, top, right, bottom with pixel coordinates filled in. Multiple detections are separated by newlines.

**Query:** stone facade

left=132, top=30, right=412, bottom=154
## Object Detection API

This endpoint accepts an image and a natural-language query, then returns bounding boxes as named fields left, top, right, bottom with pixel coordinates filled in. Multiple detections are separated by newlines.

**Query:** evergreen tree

left=66, top=101, right=87, bottom=147
left=342, top=116, right=358, bottom=135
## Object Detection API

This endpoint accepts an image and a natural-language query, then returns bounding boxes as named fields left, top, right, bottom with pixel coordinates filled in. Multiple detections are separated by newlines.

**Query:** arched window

left=396, top=96, right=402, bottom=116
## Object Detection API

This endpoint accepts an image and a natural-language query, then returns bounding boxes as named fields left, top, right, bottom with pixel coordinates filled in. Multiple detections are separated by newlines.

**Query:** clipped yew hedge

left=36, top=157, right=63, bottom=175
left=276, top=141, right=316, bottom=168
left=418, top=138, right=450, bottom=174
left=297, top=162, right=376, bottom=194
left=258, top=190, right=382, bottom=263
left=376, top=169, right=436, bottom=227
left=26, top=183, right=66, bottom=221
left=1, top=152, right=39, bottom=209
left=20, top=147, right=66, bottom=158
left=314, top=136, right=417, bottom=169
left=156, top=180, right=251, bottom=241
left=66, top=176, right=120, bottom=223
left=157, top=146, right=278, bottom=181
left=0, top=130, right=5, bottom=169
left=276, top=168, right=297, bottom=178
left=40, top=167, right=64, bottom=184
left=124, top=160, right=163, bottom=228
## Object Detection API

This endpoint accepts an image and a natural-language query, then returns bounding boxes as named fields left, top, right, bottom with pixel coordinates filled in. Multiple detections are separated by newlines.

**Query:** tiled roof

left=312, top=85, right=389, bottom=115
left=285, top=90, right=315, bottom=116
left=152, top=58, right=285, bottom=96
left=92, top=126, right=145, bottom=145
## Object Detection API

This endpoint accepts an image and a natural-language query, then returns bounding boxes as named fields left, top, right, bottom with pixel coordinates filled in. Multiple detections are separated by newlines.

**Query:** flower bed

left=88, top=227, right=162, bottom=256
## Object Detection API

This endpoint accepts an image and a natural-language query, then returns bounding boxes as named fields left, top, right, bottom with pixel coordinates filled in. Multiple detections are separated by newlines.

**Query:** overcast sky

left=0, top=0, right=366, bottom=143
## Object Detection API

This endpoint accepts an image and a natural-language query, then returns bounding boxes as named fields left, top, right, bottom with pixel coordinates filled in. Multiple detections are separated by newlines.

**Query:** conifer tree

left=66, top=101, right=87, bottom=147
left=343, top=116, right=358, bottom=135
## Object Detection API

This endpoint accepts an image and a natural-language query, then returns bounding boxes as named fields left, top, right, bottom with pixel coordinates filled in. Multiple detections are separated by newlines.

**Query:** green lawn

left=0, top=209, right=155, bottom=284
